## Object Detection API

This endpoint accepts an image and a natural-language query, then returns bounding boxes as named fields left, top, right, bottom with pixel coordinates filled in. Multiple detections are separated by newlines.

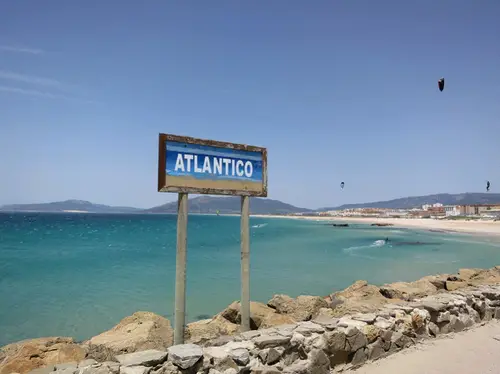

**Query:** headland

left=3, top=266, right=500, bottom=374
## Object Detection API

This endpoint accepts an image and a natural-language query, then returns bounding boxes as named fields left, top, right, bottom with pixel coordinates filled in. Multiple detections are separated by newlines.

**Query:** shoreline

left=251, top=214, right=500, bottom=236
left=3, top=211, right=499, bottom=237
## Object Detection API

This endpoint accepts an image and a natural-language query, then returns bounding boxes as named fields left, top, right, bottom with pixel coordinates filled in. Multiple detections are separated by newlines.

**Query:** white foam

left=251, top=223, right=268, bottom=229
left=343, top=240, right=386, bottom=253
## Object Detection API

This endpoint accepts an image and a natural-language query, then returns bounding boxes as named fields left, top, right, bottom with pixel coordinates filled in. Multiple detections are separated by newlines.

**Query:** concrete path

left=347, top=321, right=500, bottom=374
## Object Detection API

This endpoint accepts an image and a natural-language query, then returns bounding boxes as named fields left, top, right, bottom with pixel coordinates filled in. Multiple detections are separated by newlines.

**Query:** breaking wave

left=252, top=223, right=268, bottom=229
left=343, top=239, right=386, bottom=253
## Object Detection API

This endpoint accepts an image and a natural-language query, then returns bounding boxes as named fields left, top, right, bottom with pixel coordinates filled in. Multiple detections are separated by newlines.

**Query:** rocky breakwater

left=14, top=283, right=500, bottom=374
left=184, top=295, right=328, bottom=345
left=3, top=266, right=500, bottom=374
left=0, top=312, right=174, bottom=374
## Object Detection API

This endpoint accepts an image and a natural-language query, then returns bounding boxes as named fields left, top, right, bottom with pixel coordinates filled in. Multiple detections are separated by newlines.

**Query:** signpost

left=158, top=134, right=268, bottom=344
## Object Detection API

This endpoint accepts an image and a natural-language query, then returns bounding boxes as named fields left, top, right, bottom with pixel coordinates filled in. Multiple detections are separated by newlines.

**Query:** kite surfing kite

left=340, top=181, right=345, bottom=189
left=486, top=181, right=491, bottom=192
left=438, top=78, right=445, bottom=92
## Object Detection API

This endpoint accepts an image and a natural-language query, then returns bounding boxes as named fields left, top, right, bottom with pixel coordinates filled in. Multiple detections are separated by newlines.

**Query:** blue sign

left=166, top=141, right=263, bottom=183
left=158, top=134, right=267, bottom=196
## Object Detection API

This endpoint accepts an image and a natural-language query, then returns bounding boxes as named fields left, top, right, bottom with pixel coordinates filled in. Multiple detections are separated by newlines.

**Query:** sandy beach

left=252, top=215, right=500, bottom=236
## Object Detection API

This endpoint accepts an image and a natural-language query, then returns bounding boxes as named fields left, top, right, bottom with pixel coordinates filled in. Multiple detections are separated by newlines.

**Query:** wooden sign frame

left=158, top=133, right=268, bottom=197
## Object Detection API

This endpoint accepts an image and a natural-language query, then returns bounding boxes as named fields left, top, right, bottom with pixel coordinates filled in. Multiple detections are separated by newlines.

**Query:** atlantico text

left=174, top=153, right=254, bottom=178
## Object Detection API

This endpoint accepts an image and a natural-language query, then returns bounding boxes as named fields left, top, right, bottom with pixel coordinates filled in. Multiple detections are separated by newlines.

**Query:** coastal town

left=291, top=203, right=500, bottom=220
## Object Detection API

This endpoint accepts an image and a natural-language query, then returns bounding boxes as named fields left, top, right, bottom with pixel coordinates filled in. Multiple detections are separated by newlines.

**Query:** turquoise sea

left=1, top=212, right=500, bottom=347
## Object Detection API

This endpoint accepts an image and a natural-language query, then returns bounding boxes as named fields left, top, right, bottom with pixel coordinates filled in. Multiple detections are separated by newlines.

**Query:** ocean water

left=1, top=212, right=500, bottom=346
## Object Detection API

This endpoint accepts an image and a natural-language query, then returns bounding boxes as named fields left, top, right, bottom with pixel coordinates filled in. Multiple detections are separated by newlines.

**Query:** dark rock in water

left=391, top=241, right=442, bottom=246
left=331, top=223, right=349, bottom=227
left=194, top=314, right=212, bottom=320
left=370, top=223, right=394, bottom=227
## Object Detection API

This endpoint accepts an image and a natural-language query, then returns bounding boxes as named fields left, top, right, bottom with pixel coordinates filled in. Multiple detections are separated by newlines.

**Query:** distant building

left=428, top=206, right=445, bottom=216
left=384, top=210, right=409, bottom=217
left=444, top=204, right=500, bottom=217
left=481, top=209, right=500, bottom=218
left=422, top=203, right=443, bottom=211
left=444, top=205, right=461, bottom=216
left=461, top=204, right=499, bottom=216
left=410, top=206, right=445, bottom=218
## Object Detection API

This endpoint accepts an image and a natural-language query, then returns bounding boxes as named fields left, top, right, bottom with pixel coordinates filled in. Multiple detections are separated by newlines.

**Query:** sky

left=1, top=1, right=499, bottom=209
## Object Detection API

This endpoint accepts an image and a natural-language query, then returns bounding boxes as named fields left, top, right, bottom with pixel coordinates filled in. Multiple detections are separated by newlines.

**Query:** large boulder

left=221, top=301, right=278, bottom=329
left=259, top=313, right=296, bottom=329
left=185, top=314, right=239, bottom=344
left=186, top=301, right=297, bottom=344
left=446, top=280, right=468, bottom=291
left=86, top=311, right=174, bottom=354
left=328, top=280, right=390, bottom=316
left=267, top=295, right=295, bottom=314
left=379, top=279, right=438, bottom=301
left=0, top=337, right=86, bottom=374
left=459, top=267, right=500, bottom=286
left=458, top=268, right=483, bottom=281
left=267, top=295, right=328, bottom=321
left=419, top=274, right=450, bottom=290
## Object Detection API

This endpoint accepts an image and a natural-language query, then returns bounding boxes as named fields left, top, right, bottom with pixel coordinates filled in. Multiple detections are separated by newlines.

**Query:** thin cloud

left=0, top=85, right=94, bottom=104
left=0, top=45, right=44, bottom=55
left=0, top=85, right=62, bottom=99
left=0, top=70, right=65, bottom=89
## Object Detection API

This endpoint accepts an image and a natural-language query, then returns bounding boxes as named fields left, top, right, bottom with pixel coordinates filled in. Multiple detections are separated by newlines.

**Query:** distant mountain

left=146, top=196, right=312, bottom=215
left=5, top=192, right=499, bottom=215
left=320, top=193, right=500, bottom=211
left=0, top=200, right=142, bottom=213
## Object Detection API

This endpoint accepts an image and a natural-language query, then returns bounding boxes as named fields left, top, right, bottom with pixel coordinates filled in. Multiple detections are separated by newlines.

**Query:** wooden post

left=174, top=192, right=188, bottom=344
left=240, top=195, right=250, bottom=332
